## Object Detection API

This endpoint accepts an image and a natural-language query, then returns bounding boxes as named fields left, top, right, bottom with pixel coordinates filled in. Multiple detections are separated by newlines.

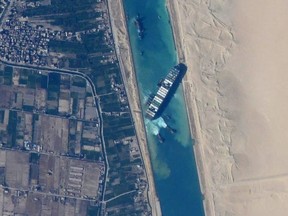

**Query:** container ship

left=146, top=64, right=182, bottom=119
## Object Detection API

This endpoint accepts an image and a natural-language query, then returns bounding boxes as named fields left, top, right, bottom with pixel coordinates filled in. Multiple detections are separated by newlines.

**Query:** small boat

left=166, top=125, right=177, bottom=134
left=134, top=14, right=144, bottom=39
left=163, top=114, right=172, bottom=121
left=157, top=78, right=164, bottom=87
left=157, top=133, right=165, bottom=143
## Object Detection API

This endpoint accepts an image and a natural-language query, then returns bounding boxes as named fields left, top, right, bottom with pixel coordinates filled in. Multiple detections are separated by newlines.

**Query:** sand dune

left=169, top=0, right=288, bottom=215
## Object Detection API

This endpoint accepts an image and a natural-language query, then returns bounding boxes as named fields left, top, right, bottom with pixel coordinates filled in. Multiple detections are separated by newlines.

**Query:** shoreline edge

left=107, top=0, right=162, bottom=215
left=166, top=0, right=215, bottom=215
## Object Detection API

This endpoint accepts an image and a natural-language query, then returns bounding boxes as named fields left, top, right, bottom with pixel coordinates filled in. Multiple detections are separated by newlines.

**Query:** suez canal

left=123, top=0, right=205, bottom=215
left=0, top=0, right=204, bottom=214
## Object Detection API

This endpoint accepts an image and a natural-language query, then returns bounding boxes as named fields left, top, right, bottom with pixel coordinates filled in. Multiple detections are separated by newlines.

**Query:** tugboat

left=166, top=125, right=177, bottom=134
left=163, top=114, right=172, bottom=121
left=157, top=78, right=164, bottom=87
left=157, top=133, right=165, bottom=143
left=134, top=14, right=144, bottom=39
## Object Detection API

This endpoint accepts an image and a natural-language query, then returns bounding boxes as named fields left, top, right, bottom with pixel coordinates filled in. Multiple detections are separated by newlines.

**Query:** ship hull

left=145, top=63, right=186, bottom=120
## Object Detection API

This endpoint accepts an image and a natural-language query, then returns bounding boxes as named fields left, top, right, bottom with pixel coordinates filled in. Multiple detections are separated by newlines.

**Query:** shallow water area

left=123, top=0, right=205, bottom=215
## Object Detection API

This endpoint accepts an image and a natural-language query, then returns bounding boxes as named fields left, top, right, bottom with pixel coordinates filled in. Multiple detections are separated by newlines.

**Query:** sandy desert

left=168, top=0, right=288, bottom=215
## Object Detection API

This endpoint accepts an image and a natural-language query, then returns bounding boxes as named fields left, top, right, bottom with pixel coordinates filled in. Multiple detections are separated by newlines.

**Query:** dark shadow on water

left=133, top=13, right=146, bottom=39
left=153, top=63, right=187, bottom=119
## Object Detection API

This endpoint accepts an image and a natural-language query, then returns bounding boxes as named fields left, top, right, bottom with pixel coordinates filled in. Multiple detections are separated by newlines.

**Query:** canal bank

left=166, top=1, right=213, bottom=215
left=107, top=0, right=162, bottom=215
left=123, top=0, right=205, bottom=215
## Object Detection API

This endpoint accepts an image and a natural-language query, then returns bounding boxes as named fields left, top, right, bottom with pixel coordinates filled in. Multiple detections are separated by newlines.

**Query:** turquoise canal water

left=123, top=0, right=205, bottom=215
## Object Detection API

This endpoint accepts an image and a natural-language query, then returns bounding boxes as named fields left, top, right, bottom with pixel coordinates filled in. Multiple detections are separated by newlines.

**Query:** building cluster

left=0, top=0, right=8, bottom=15
left=110, top=74, right=129, bottom=109
left=0, top=0, right=53, bottom=65
left=0, top=0, right=118, bottom=70
left=0, top=0, right=101, bottom=67
left=0, top=18, right=49, bottom=65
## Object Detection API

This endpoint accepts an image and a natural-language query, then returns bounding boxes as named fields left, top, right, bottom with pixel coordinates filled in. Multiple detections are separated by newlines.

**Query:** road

left=0, top=58, right=110, bottom=213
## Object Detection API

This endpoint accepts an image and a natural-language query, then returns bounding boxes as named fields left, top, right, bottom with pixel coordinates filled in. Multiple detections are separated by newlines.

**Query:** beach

left=107, top=0, right=162, bottom=215
left=168, top=0, right=288, bottom=215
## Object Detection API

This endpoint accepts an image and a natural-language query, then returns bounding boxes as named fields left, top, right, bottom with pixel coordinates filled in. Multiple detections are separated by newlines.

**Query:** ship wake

left=145, top=117, right=167, bottom=135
